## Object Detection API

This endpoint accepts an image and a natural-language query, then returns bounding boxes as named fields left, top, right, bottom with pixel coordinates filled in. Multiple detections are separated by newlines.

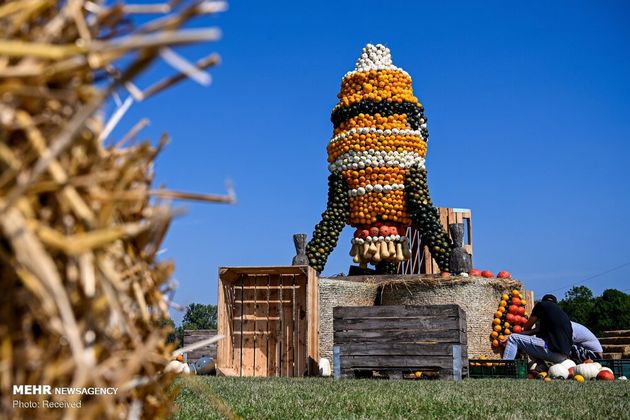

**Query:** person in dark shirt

left=501, top=294, right=573, bottom=363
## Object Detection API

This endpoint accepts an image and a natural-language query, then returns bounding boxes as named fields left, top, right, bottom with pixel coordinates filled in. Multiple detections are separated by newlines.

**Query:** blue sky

left=112, top=1, right=630, bottom=322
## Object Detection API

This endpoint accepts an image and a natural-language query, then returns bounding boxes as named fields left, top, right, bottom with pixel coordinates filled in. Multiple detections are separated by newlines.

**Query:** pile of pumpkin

left=534, top=359, right=625, bottom=381
left=490, top=289, right=529, bottom=352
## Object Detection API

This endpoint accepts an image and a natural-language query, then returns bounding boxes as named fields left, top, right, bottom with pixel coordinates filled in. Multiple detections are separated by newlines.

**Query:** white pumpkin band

left=349, top=184, right=405, bottom=196
left=329, top=150, right=425, bottom=173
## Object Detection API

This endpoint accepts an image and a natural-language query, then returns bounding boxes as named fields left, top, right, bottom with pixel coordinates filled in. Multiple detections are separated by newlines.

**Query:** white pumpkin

left=548, top=364, right=569, bottom=379
left=165, top=360, right=185, bottom=374
left=592, top=362, right=602, bottom=370
left=574, top=363, right=600, bottom=380
left=319, top=358, right=331, bottom=377
left=560, top=359, right=576, bottom=369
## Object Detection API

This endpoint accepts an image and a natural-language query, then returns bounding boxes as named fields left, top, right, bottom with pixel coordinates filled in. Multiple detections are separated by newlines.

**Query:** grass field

left=171, top=376, right=630, bottom=419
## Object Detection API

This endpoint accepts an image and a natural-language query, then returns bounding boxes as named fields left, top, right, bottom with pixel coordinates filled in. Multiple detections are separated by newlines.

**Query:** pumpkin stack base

left=350, top=223, right=411, bottom=266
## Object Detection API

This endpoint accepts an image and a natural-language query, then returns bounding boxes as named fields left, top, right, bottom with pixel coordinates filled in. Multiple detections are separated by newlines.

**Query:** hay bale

left=0, top=2, right=228, bottom=418
left=379, top=276, right=523, bottom=359
left=318, top=277, right=380, bottom=363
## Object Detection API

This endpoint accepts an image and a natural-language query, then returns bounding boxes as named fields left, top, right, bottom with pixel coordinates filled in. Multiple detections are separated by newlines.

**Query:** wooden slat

left=279, top=275, right=293, bottom=376
left=524, top=290, right=534, bottom=316
left=295, top=276, right=307, bottom=376
left=216, top=367, right=238, bottom=377
left=216, top=278, right=229, bottom=369
left=240, top=277, right=255, bottom=376
left=334, top=329, right=466, bottom=344
left=338, top=342, right=454, bottom=356
left=466, top=211, right=473, bottom=250
left=340, top=355, right=457, bottom=369
left=219, top=266, right=308, bottom=283
left=233, top=278, right=244, bottom=375
left=232, top=315, right=281, bottom=321
left=439, top=208, right=448, bottom=233
left=267, top=274, right=281, bottom=377
left=334, top=317, right=463, bottom=332
left=306, top=266, right=319, bottom=375
left=447, top=208, right=455, bottom=230
left=238, top=300, right=293, bottom=304
left=291, top=275, right=299, bottom=376
left=254, top=276, right=269, bottom=377
left=334, top=304, right=460, bottom=319
left=422, top=244, right=433, bottom=274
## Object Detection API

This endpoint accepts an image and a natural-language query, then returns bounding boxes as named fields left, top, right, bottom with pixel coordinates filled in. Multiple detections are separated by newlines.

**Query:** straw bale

left=379, top=275, right=523, bottom=359
left=0, top=1, right=229, bottom=418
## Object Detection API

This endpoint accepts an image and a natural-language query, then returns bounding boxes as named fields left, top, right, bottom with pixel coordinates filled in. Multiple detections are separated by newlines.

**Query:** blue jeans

left=503, top=334, right=567, bottom=363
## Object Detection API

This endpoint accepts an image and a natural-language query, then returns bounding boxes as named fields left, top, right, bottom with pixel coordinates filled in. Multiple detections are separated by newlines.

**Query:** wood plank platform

left=333, top=304, right=467, bottom=380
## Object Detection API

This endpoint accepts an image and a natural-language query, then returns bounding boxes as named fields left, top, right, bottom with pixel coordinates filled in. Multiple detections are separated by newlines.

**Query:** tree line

left=559, top=286, right=630, bottom=335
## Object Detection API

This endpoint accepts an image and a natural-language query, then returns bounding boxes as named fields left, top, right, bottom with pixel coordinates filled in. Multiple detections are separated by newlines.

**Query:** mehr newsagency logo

left=12, top=385, right=119, bottom=409
left=13, top=385, right=118, bottom=395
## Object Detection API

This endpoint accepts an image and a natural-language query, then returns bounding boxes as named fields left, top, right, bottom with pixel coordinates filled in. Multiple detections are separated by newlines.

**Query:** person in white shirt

left=570, top=321, right=603, bottom=362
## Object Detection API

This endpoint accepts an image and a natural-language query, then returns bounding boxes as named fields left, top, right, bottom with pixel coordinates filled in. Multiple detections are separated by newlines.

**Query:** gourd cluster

left=305, top=173, right=349, bottom=273
left=490, top=290, right=528, bottom=352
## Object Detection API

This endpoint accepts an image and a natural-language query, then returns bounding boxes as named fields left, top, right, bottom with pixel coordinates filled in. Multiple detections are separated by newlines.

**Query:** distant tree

left=559, top=287, right=630, bottom=335
left=559, top=286, right=595, bottom=326
left=182, top=303, right=218, bottom=330
left=589, top=289, right=630, bottom=334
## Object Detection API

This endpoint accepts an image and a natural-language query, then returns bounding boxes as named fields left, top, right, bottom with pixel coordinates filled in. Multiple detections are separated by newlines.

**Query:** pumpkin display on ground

left=537, top=361, right=624, bottom=382
left=306, top=44, right=452, bottom=273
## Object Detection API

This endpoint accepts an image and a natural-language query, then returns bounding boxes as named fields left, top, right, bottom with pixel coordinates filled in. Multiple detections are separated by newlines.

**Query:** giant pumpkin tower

left=306, top=44, right=452, bottom=273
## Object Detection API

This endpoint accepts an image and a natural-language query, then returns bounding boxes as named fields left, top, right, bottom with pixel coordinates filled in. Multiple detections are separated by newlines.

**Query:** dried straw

left=0, top=1, right=231, bottom=418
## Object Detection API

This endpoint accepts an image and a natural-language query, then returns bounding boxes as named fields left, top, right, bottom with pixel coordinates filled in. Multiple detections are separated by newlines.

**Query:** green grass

left=172, top=376, right=630, bottom=420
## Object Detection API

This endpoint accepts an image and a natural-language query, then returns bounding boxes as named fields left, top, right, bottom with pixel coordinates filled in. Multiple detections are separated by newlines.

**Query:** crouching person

left=501, top=294, right=573, bottom=364
left=570, top=321, right=603, bottom=362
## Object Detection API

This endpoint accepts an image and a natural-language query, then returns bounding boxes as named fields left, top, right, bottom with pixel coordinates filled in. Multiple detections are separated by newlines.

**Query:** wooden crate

left=183, top=329, right=217, bottom=363
left=216, top=266, right=319, bottom=377
left=333, top=304, right=467, bottom=380
left=398, top=208, right=473, bottom=275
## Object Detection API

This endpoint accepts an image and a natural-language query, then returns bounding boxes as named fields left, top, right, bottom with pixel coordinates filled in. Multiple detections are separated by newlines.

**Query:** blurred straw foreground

left=0, top=1, right=231, bottom=418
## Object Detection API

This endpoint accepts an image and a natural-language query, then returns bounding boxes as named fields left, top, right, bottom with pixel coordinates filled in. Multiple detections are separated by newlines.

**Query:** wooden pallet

left=216, top=266, right=319, bottom=377
left=398, top=208, right=472, bottom=275
left=183, top=329, right=217, bottom=363
left=333, top=305, right=467, bottom=380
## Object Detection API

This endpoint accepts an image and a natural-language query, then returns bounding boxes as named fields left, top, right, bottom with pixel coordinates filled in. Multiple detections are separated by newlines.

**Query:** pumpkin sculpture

left=306, top=44, right=452, bottom=273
